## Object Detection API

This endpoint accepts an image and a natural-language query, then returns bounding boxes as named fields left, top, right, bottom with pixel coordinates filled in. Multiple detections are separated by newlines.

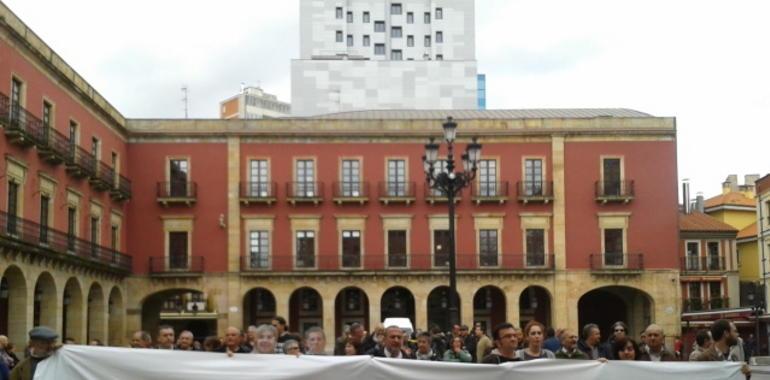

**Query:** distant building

left=219, top=86, right=290, bottom=119
left=291, top=0, right=478, bottom=116
left=477, top=74, right=486, bottom=110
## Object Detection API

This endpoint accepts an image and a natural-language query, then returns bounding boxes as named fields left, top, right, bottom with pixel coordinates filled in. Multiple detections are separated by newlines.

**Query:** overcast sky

left=4, top=0, right=769, bottom=199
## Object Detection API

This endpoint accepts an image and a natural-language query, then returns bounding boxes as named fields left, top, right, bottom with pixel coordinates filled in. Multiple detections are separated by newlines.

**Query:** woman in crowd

left=254, top=324, right=280, bottom=354
left=612, top=336, right=646, bottom=361
left=344, top=340, right=358, bottom=356
left=518, top=321, right=555, bottom=360
left=442, top=336, right=472, bottom=362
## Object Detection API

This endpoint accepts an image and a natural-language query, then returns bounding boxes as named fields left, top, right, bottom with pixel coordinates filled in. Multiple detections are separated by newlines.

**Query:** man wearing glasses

left=601, top=321, right=628, bottom=359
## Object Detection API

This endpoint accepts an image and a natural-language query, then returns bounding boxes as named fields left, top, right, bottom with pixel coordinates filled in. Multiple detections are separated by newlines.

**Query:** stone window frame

left=381, top=214, right=412, bottom=269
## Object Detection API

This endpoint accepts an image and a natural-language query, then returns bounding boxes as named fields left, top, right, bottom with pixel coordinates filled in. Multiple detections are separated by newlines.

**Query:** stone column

left=458, top=281, right=474, bottom=326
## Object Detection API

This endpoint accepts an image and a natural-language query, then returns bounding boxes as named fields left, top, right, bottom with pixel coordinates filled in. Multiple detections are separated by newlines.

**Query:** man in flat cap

left=10, top=327, right=59, bottom=380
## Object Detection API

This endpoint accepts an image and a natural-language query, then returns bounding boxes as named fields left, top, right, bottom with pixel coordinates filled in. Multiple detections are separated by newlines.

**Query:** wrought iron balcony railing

left=595, top=180, right=635, bottom=203
left=589, top=253, right=644, bottom=271
left=471, top=181, right=509, bottom=204
left=239, top=181, right=277, bottom=205
left=332, top=182, right=370, bottom=204
left=377, top=181, right=416, bottom=204
left=286, top=182, right=323, bottom=205
left=681, top=256, right=726, bottom=273
left=0, top=92, right=45, bottom=148
left=149, top=256, right=204, bottom=274
left=517, top=181, right=554, bottom=203
left=157, top=181, right=197, bottom=206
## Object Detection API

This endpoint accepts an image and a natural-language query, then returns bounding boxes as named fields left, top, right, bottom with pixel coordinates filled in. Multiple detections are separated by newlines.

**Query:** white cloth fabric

left=35, top=345, right=745, bottom=380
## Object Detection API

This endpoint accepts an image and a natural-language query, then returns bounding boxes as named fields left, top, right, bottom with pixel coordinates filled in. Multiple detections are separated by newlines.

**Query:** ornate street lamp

left=422, top=116, right=482, bottom=327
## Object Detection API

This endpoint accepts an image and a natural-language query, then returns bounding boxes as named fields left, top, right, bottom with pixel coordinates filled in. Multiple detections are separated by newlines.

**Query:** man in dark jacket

left=413, top=332, right=441, bottom=361
left=600, top=321, right=628, bottom=360
left=577, top=323, right=602, bottom=359
left=696, top=319, right=750, bottom=378
left=367, top=326, right=412, bottom=359
left=9, top=327, right=59, bottom=380
left=637, top=324, right=676, bottom=361
left=482, top=323, right=521, bottom=364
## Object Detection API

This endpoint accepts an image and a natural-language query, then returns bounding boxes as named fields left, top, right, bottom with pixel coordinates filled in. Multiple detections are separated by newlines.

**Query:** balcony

left=682, top=297, right=730, bottom=312
left=149, top=256, right=204, bottom=276
left=36, top=126, right=70, bottom=165
left=0, top=94, right=45, bottom=148
left=589, top=253, right=644, bottom=273
left=0, top=210, right=131, bottom=274
left=89, top=161, right=115, bottom=192
left=595, top=180, right=634, bottom=203
left=157, top=181, right=197, bottom=206
left=471, top=182, right=509, bottom=204
left=681, top=256, right=726, bottom=273
left=332, top=182, right=369, bottom=205
left=378, top=182, right=416, bottom=205
left=110, top=174, right=132, bottom=202
left=517, top=181, right=554, bottom=204
left=241, top=255, right=271, bottom=271
left=424, top=185, right=461, bottom=204
left=286, top=182, right=323, bottom=205
left=65, top=144, right=96, bottom=179
left=239, top=182, right=277, bottom=205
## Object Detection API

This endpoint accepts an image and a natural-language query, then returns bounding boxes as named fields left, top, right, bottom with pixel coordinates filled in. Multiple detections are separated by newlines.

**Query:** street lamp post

left=422, top=117, right=482, bottom=328
left=751, top=283, right=765, bottom=356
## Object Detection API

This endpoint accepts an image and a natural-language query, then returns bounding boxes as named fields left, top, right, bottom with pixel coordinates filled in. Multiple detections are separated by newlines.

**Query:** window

left=91, top=136, right=100, bottom=160
left=479, top=230, right=498, bottom=267
left=406, top=12, right=414, bottom=23
left=336, top=30, right=343, bottom=43
left=407, top=35, right=414, bottom=47
left=391, top=3, right=402, bottom=15
left=341, top=159, right=361, bottom=197
left=478, top=160, right=497, bottom=196
left=433, top=230, right=451, bottom=267
left=67, top=206, right=76, bottom=251
left=688, top=283, right=701, bottom=303
left=347, top=34, right=354, bottom=47
left=168, top=231, right=189, bottom=269
left=295, top=160, right=315, bottom=197
left=391, top=26, right=402, bottom=38
left=363, top=35, right=371, bottom=46
left=525, top=229, right=546, bottom=266
left=707, top=242, right=720, bottom=270
left=388, top=230, right=407, bottom=267
left=10, top=78, right=22, bottom=123
left=363, top=11, right=370, bottom=23
left=603, top=228, right=624, bottom=265
left=111, top=225, right=119, bottom=251
left=524, top=159, right=543, bottom=196
left=90, top=216, right=100, bottom=257
left=69, top=120, right=78, bottom=145
left=436, top=31, right=443, bottom=43
left=436, top=7, right=443, bottom=20
left=249, top=159, right=270, bottom=197
left=436, top=54, right=443, bottom=60
left=42, top=101, right=53, bottom=129
left=169, top=159, right=189, bottom=197
left=424, top=12, right=431, bottom=23
left=346, top=11, right=353, bottom=23
left=6, top=181, right=19, bottom=235
left=249, top=231, right=270, bottom=269
left=335, top=7, right=343, bottom=19
left=391, top=49, right=403, bottom=60
left=602, top=158, right=622, bottom=196
left=686, top=241, right=700, bottom=270
left=709, top=282, right=721, bottom=300
left=387, top=159, right=407, bottom=196
left=296, top=231, right=315, bottom=268
left=374, top=43, right=386, bottom=55
left=39, top=195, right=50, bottom=244
left=374, top=21, right=386, bottom=32
left=342, top=230, right=361, bottom=267
left=111, top=152, right=118, bottom=171
left=424, top=35, right=432, bottom=47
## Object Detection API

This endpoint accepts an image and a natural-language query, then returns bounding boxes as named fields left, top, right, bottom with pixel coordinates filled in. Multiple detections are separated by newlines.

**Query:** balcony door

left=6, top=182, right=19, bottom=235
left=602, top=158, right=621, bottom=196
left=249, top=160, right=269, bottom=197
left=433, top=230, right=451, bottom=267
left=524, top=159, right=543, bottom=196
left=169, top=159, right=189, bottom=197
left=686, top=242, right=700, bottom=270
left=295, top=160, right=315, bottom=197
left=168, top=231, right=188, bottom=269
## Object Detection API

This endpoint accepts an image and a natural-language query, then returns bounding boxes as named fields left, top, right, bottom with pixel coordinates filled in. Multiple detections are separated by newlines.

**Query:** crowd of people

left=0, top=316, right=753, bottom=379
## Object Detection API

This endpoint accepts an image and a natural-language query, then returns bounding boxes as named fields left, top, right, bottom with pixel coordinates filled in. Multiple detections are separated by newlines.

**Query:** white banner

left=35, top=346, right=744, bottom=380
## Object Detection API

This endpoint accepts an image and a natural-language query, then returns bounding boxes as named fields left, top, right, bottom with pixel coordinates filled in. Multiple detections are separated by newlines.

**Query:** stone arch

left=334, top=286, right=370, bottom=338
left=141, top=288, right=214, bottom=343
left=380, top=286, right=415, bottom=327
left=87, top=282, right=106, bottom=344
left=33, top=272, right=57, bottom=330
left=243, top=287, right=276, bottom=328
left=63, top=277, right=84, bottom=343
left=1, top=265, right=28, bottom=346
left=108, top=286, right=125, bottom=346
left=427, top=285, right=461, bottom=332
left=578, top=285, right=654, bottom=341
left=473, top=285, right=506, bottom=333
left=519, top=285, right=552, bottom=329
left=289, top=287, right=323, bottom=336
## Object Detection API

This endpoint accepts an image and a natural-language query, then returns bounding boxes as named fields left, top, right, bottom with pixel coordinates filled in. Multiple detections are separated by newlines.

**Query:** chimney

left=695, top=192, right=705, bottom=213
left=682, top=179, right=691, bottom=214
left=722, top=174, right=738, bottom=194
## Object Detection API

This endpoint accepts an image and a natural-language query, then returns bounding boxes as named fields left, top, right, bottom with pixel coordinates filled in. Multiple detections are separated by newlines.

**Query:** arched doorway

left=1, top=266, right=27, bottom=346
left=427, top=286, right=461, bottom=332
left=33, top=272, right=57, bottom=329
left=87, top=283, right=106, bottom=344
left=335, top=287, right=369, bottom=338
left=289, top=287, right=323, bottom=335
left=108, top=286, right=124, bottom=346
left=519, top=286, right=552, bottom=328
left=141, top=289, right=215, bottom=343
left=380, top=287, right=415, bottom=326
left=473, top=286, right=506, bottom=333
left=63, top=277, right=84, bottom=343
left=243, top=287, right=276, bottom=328
left=578, top=286, right=653, bottom=340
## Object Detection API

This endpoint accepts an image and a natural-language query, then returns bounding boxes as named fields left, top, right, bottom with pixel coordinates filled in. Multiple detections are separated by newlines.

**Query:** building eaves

left=679, top=212, right=739, bottom=234
left=307, top=108, right=655, bottom=120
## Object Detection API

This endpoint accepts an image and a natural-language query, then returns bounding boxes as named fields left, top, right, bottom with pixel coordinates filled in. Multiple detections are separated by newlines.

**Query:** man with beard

left=9, top=327, right=59, bottom=380
left=697, top=319, right=750, bottom=378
